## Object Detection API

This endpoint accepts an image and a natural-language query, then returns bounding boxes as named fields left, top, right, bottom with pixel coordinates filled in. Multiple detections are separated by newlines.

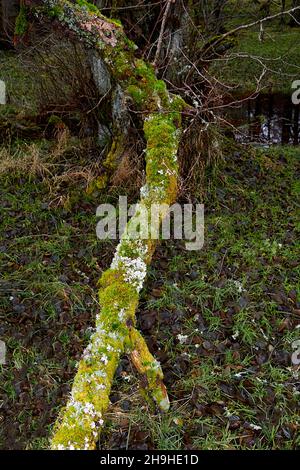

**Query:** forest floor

left=0, top=136, right=299, bottom=450
left=213, top=28, right=300, bottom=93
left=213, top=1, right=300, bottom=93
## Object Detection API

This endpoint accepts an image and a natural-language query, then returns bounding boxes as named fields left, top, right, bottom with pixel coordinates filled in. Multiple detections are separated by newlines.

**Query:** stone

left=0, top=80, right=6, bottom=105
left=0, top=340, right=6, bottom=365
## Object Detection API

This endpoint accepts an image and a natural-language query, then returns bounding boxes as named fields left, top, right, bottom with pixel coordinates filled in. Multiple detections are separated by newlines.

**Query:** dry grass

left=0, top=144, right=53, bottom=178
left=111, top=149, right=144, bottom=194
left=0, top=134, right=103, bottom=204
left=178, top=120, right=224, bottom=201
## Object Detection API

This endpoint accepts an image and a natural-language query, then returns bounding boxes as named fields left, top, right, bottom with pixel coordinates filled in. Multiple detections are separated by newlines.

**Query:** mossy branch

left=27, top=0, right=185, bottom=450
left=128, top=328, right=170, bottom=412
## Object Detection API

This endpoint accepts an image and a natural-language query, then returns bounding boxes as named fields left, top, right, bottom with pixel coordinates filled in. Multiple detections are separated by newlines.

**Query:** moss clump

left=47, top=5, right=64, bottom=18
left=135, top=59, right=156, bottom=82
left=129, top=60, right=171, bottom=109
left=110, top=17, right=122, bottom=27
left=144, top=115, right=178, bottom=147
left=51, top=324, right=123, bottom=450
left=143, top=113, right=181, bottom=206
left=109, top=50, right=132, bottom=79
left=95, top=174, right=108, bottom=190
left=76, top=0, right=99, bottom=14
left=48, top=114, right=63, bottom=125
left=212, top=29, right=300, bottom=93
left=103, top=137, right=125, bottom=171
left=14, top=5, right=28, bottom=37
left=98, top=271, right=139, bottom=321
left=169, top=94, right=186, bottom=112
left=127, top=84, right=145, bottom=106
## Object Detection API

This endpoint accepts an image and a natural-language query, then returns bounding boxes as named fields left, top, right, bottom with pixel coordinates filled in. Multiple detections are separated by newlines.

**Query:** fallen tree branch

left=128, top=327, right=169, bottom=411
left=25, top=0, right=186, bottom=450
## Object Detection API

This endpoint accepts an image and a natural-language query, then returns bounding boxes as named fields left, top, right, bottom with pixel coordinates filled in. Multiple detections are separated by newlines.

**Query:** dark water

left=225, top=93, right=300, bottom=146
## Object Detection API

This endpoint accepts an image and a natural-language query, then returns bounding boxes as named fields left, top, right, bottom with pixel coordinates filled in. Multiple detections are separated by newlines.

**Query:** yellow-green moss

left=127, top=84, right=145, bottom=106
left=95, top=173, right=109, bottom=190
left=129, top=328, right=169, bottom=411
left=76, top=0, right=99, bottom=14
left=103, top=137, right=125, bottom=171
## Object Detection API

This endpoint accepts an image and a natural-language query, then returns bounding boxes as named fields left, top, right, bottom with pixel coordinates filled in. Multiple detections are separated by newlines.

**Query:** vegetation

left=0, top=0, right=299, bottom=451
left=213, top=28, right=300, bottom=92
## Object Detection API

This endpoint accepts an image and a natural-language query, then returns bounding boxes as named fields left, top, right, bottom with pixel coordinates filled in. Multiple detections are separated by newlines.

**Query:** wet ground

left=224, top=93, right=300, bottom=146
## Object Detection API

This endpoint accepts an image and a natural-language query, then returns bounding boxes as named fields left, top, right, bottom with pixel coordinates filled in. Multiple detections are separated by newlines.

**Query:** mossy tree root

left=27, top=0, right=186, bottom=450
left=128, top=328, right=170, bottom=412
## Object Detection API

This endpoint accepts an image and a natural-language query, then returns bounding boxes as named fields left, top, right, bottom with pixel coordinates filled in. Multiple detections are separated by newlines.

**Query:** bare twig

left=153, top=0, right=174, bottom=67
left=204, top=6, right=300, bottom=58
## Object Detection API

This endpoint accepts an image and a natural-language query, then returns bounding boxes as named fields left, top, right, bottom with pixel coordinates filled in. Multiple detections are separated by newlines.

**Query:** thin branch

left=204, top=6, right=300, bottom=57
left=153, top=0, right=174, bottom=67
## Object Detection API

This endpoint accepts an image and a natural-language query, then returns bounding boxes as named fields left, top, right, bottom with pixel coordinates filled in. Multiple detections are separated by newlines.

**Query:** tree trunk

left=25, top=0, right=188, bottom=450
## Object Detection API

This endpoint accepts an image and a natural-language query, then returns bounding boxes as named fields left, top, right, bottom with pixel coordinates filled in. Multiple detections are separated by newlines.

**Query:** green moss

left=48, top=115, right=63, bottom=125
left=110, top=17, right=122, bottom=27
left=117, top=240, right=145, bottom=259
left=124, top=59, right=175, bottom=110
left=154, top=80, right=167, bottom=95
left=14, top=5, right=28, bottom=37
left=104, top=137, right=124, bottom=170
left=127, top=84, right=145, bottom=106
left=93, top=174, right=108, bottom=190
left=47, top=5, right=64, bottom=18
left=111, top=51, right=132, bottom=79
left=144, top=115, right=177, bottom=147
left=76, top=0, right=99, bottom=14
left=27, top=0, right=184, bottom=449
left=123, top=36, right=138, bottom=52
left=99, top=270, right=138, bottom=308
left=128, top=328, right=169, bottom=411
left=142, top=113, right=180, bottom=205
left=135, top=59, right=156, bottom=82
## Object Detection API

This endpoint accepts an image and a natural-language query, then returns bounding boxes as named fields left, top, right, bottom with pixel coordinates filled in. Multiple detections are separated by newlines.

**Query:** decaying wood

left=24, top=0, right=186, bottom=450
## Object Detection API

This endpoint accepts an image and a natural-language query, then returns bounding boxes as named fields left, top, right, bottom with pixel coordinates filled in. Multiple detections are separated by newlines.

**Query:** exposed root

left=128, top=328, right=170, bottom=412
